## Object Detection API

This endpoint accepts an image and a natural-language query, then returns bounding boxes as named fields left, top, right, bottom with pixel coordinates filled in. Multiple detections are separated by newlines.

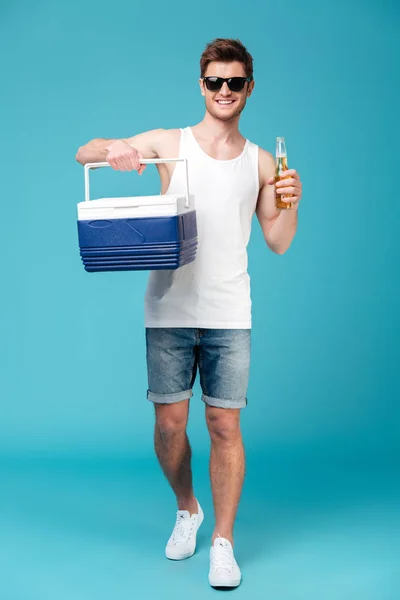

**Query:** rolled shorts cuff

left=201, top=394, right=247, bottom=409
left=147, top=389, right=193, bottom=404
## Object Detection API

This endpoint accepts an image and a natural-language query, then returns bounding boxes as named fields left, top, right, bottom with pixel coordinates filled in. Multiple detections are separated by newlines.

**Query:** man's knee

left=206, top=406, right=241, bottom=443
left=155, top=400, right=189, bottom=440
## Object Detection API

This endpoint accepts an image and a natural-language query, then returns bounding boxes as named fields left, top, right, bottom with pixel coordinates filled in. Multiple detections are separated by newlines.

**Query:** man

left=76, top=38, right=302, bottom=588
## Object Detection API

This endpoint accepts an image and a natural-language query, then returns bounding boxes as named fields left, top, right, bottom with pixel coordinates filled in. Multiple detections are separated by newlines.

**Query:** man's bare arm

left=75, top=128, right=166, bottom=166
left=256, top=147, right=300, bottom=255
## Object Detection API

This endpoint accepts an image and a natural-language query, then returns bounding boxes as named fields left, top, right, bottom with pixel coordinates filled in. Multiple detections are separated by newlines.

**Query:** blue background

left=1, top=0, right=399, bottom=598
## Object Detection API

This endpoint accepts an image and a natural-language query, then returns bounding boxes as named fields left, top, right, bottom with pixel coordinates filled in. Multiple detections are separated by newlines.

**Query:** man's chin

left=207, top=106, right=243, bottom=122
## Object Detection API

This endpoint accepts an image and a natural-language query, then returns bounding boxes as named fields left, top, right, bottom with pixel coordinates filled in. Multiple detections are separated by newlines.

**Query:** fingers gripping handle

left=84, top=158, right=190, bottom=208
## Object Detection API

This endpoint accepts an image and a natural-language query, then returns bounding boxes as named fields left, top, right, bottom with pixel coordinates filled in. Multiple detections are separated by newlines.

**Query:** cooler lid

left=77, top=194, right=185, bottom=210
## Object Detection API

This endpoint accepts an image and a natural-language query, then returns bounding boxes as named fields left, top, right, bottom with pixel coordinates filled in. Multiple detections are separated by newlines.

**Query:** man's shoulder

left=155, top=128, right=182, bottom=157
left=149, top=128, right=182, bottom=143
left=158, top=128, right=182, bottom=141
left=246, top=139, right=274, bottom=164
left=257, top=145, right=274, bottom=163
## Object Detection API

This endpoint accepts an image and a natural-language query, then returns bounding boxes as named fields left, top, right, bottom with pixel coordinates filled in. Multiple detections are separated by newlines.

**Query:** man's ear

left=199, top=78, right=205, bottom=97
left=247, top=80, right=255, bottom=97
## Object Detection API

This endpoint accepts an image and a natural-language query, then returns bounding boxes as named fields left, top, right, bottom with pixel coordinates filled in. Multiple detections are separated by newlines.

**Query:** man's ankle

left=177, top=495, right=198, bottom=515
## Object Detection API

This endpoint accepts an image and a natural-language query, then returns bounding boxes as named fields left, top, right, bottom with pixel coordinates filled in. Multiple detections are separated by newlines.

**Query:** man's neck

left=193, top=112, right=242, bottom=144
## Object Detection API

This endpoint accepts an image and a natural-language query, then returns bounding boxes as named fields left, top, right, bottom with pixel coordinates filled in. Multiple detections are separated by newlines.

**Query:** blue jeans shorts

left=145, top=328, right=251, bottom=409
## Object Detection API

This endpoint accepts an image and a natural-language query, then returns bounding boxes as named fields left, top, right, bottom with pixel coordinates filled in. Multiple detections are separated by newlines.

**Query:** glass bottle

left=275, top=137, right=293, bottom=210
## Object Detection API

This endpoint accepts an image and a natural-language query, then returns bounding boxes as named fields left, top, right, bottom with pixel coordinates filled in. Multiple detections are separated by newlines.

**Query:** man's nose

left=220, top=82, right=232, bottom=95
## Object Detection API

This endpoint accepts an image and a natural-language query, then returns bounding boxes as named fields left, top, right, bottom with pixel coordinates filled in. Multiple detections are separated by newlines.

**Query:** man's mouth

left=216, top=100, right=235, bottom=106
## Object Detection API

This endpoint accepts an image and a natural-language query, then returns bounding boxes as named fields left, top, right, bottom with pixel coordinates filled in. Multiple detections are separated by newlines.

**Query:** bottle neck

left=276, top=138, right=287, bottom=158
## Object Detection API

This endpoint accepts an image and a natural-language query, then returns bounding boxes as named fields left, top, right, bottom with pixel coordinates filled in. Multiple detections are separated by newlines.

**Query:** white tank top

left=144, top=126, right=259, bottom=329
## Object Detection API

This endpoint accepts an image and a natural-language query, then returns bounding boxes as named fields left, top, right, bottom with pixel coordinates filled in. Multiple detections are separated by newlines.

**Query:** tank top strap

left=179, top=126, right=202, bottom=159
left=245, top=139, right=259, bottom=160
left=246, top=140, right=260, bottom=189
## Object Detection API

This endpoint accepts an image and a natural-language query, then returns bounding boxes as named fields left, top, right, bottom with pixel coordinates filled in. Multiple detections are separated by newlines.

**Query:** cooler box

left=77, top=158, right=197, bottom=272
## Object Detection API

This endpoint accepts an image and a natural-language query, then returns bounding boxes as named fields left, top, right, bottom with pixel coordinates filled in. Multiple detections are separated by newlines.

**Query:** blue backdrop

left=1, top=1, right=399, bottom=599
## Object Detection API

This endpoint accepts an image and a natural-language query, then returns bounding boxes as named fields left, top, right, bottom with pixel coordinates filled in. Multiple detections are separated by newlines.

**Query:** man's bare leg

left=206, top=405, right=244, bottom=546
left=154, top=400, right=198, bottom=515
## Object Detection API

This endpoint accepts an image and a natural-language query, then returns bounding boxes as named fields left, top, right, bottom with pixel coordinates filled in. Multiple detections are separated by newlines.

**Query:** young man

left=76, top=38, right=302, bottom=588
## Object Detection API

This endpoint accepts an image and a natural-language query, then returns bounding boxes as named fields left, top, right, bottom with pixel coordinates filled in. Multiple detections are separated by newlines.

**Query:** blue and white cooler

left=77, top=158, right=197, bottom=272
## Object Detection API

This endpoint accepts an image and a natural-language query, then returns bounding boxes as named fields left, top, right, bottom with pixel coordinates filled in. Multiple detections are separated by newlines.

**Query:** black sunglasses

left=203, top=76, right=252, bottom=92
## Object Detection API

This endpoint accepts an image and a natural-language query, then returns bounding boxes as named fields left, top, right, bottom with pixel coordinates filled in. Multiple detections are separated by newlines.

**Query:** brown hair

left=200, top=38, right=254, bottom=81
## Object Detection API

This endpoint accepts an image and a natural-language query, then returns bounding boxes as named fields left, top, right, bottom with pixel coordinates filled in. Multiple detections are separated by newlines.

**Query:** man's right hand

left=106, top=140, right=147, bottom=175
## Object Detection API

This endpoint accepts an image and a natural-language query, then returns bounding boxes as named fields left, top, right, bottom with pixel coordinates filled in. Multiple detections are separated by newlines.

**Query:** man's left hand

left=267, top=169, right=303, bottom=208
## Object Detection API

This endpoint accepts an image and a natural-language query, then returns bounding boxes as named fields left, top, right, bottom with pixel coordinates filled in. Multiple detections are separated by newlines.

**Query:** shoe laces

left=212, top=536, right=234, bottom=572
left=172, top=511, right=196, bottom=544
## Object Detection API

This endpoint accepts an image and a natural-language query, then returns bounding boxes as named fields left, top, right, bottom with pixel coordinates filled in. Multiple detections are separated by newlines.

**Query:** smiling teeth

left=217, top=101, right=233, bottom=104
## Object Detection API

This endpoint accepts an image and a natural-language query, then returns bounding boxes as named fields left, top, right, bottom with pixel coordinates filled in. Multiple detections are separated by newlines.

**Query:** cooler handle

left=83, top=158, right=190, bottom=208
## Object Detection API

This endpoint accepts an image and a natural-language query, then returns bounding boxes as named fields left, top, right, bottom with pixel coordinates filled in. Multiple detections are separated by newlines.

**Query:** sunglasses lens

left=205, top=77, right=222, bottom=91
left=228, top=78, right=246, bottom=92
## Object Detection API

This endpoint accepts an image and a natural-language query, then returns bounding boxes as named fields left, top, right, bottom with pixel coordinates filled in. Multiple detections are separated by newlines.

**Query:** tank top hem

left=144, top=319, right=252, bottom=330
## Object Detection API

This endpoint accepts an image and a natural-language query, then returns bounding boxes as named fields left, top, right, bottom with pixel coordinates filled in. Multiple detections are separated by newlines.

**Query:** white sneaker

left=165, top=500, right=204, bottom=560
left=209, top=535, right=242, bottom=588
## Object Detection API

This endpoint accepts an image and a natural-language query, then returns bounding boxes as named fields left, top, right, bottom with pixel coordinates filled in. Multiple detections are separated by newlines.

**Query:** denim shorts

left=145, top=328, right=251, bottom=409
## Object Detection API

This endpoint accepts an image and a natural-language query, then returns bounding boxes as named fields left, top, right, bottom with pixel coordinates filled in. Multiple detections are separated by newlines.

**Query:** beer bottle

left=275, top=137, right=293, bottom=210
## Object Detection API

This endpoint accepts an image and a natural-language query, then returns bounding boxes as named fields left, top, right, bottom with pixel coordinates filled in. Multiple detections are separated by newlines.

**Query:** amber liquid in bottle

left=275, top=137, right=293, bottom=210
